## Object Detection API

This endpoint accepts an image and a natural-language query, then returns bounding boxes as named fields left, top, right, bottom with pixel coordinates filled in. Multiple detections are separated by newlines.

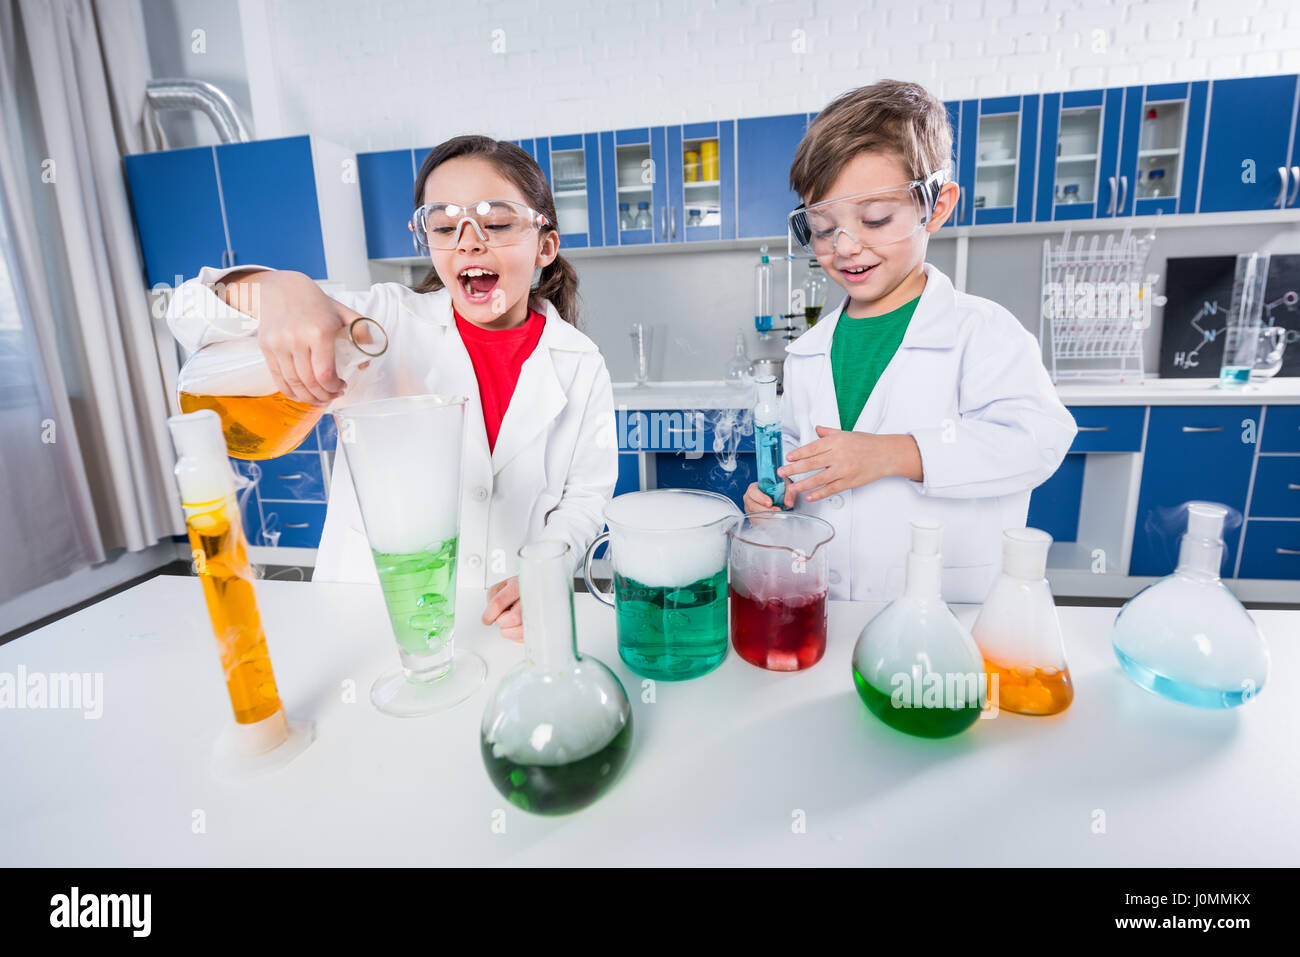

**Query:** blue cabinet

left=537, top=133, right=604, bottom=249
left=1035, top=89, right=1124, bottom=221
left=958, top=95, right=1037, bottom=225
left=1027, top=453, right=1085, bottom=542
left=599, top=127, right=669, bottom=246
left=1199, top=74, right=1298, bottom=212
left=125, top=135, right=330, bottom=287
left=615, top=453, right=641, bottom=497
left=1129, top=405, right=1261, bottom=576
left=736, top=113, right=807, bottom=237
left=229, top=417, right=336, bottom=550
left=357, top=148, right=418, bottom=259
left=1238, top=520, right=1300, bottom=579
left=655, top=452, right=757, bottom=513
left=1119, top=82, right=1210, bottom=217
left=666, top=121, right=737, bottom=243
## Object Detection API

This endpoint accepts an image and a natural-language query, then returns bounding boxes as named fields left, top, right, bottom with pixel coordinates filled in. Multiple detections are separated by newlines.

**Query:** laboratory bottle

left=177, top=316, right=387, bottom=459
left=634, top=201, right=652, bottom=229
left=618, top=202, right=632, bottom=230
left=481, top=540, right=633, bottom=814
left=754, top=245, right=773, bottom=335
left=852, top=519, right=986, bottom=737
left=725, top=331, right=752, bottom=382
left=168, top=409, right=313, bottom=771
left=802, top=259, right=828, bottom=326
left=1112, top=502, right=1269, bottom=708
left=754, top=374, right=788, bottom=510
left=972, top=528, right=1073, bottom=716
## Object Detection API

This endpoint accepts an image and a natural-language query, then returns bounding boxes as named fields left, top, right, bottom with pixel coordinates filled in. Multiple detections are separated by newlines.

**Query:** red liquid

left=729, top=586, right=828, bottom=671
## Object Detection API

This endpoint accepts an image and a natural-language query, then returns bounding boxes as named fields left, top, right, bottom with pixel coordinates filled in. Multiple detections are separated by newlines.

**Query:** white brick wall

left=246, top=0, right=1300, bottom=150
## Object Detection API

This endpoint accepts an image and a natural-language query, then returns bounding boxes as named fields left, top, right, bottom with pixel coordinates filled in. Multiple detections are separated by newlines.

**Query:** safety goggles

left=409, top=199, right=551, bottom=250
left=788, top=169, right=950, bottom=255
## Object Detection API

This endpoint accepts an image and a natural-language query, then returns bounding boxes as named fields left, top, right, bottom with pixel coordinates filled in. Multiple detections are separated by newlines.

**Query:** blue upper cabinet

left=663, top=121, right=737, bottom=243
left=1118, top=81, right=1210, bottom=217
left=357, top=148, right=417, bottom=259
left=124, top=145, right=228, bottom=286
left=1199, top=74, right=1298, bottom=212
left=216, top=137, right=326, bottom=277
left=955, top=99, right=977, bottom=225
left=601, top=127, right=666, bottom=246
left=736, top=113, right=807, bottom=237
left=1036, top=88, right=1122, bottom=221
left=125, top=135, right=330, bottom=286
left=941, top=100, right=961, bottom=229
left=539, top=132, right=604, bottom=249
left=965, top=95, right=1036, bottom=225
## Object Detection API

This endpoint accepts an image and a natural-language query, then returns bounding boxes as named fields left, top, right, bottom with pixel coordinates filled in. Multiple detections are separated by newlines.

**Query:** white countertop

left=612, top=377, right=1300, bottom=410
left=2, top=575, right=1296, bottom=866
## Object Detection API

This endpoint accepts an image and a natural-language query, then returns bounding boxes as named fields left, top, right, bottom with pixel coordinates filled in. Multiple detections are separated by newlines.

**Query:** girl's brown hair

left=411, top=135, right=579, bottom=325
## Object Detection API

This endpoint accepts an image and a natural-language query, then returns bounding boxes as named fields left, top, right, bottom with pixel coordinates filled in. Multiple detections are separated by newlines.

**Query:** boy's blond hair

left=789, top=79, right=953, bottom=205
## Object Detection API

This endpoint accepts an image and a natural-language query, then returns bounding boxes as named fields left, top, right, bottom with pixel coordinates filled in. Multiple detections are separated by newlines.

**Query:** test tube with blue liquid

left=754, top=374, right=789, bottom=510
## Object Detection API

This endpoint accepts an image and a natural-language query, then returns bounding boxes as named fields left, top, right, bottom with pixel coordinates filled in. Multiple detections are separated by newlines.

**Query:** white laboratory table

left=1, top=574, right=1296, bottom=866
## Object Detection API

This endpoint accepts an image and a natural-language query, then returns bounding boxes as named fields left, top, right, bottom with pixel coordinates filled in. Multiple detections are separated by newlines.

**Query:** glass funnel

left=727, top=512, right=834, bottom=671
left=583, top=489, right=740, bottom=680
left=333, top=393, right=485, bottom=716
left=1113, top=502, right=1269, bottom=708
left=481, top=541, right=633, bottom=815
left=179, top=316, right=387, bottom=459
left=852, top=519, right=986, bottom=738
left=972, top=528, right=1073, bottom=716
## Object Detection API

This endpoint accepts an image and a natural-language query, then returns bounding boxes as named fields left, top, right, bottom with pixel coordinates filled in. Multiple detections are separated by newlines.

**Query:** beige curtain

left=0, top=0, right=181, bottom=605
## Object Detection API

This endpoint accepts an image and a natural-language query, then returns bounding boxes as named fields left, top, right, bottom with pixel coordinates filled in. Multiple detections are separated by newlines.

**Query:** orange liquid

left=983, top=657, right=1073, bottom=716
left=186, top=500, right=283, bottom=724
left=179, top=391, right=324, bottom=460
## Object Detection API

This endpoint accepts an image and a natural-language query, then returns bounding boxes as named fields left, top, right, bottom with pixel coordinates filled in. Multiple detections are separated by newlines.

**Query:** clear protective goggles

left=788, top=169, right=950, bottom=255
left=408, top=199, right=551, bottom=250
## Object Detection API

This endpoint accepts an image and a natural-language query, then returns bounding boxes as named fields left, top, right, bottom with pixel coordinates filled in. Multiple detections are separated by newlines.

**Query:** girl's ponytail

left=534, top=253, right=580, bottom=327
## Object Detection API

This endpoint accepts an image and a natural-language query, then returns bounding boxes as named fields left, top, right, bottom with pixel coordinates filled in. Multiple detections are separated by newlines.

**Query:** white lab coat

left=782, top=262, right=1077, bottom=603
left=167, top=265, right=618, bottom=588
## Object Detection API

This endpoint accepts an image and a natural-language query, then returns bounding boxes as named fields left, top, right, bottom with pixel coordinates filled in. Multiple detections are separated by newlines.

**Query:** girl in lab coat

left=743, top=81, right=1077, bottom=603
left=167, top=135, right=617, bottom=641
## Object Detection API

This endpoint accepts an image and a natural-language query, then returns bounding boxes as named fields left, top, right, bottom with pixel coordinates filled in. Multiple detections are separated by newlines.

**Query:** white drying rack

left=1039, top=225, right=1160, bottom=382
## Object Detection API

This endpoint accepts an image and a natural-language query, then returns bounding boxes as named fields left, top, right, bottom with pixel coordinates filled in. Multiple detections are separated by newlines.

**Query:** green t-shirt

left=831, top=296, right=921, bottom=431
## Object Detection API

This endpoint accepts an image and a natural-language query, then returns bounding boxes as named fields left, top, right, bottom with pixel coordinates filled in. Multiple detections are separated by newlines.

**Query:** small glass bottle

left=972, top=528, right=1073, bottom=716
left=481, top=541, right=633, bottom=814
left=852, top=519, right=986, bottom=738
left=634, top=201, right=651, bottom=229
left=1113, top=502, right=1269, bottom=708
left=802, top=259, right=827, bottom=327
left=754, top=374, right=788, bottom=510
left=618, top=201, right=632, bottom=230
left=687, top=208, right=703, bottom=227
left=725, top=331, right=752, bottom=383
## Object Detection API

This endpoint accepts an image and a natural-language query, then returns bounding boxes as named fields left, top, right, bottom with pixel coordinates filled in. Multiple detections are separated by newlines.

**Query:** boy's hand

left=482, top=577, right=523, bottom=643
left=779, top=427, right=923, bottom=501
left=743, top=481, right=794, bottom=512
left=224, top=270, right=368, bottom=404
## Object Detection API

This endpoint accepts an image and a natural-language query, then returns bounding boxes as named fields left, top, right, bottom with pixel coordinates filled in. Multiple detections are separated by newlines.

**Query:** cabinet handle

left=958, top=187, right=965, bottom=223
left=1276, top=167, right=1289, bottom=208
left=1181, top=425, right=1224, bottom=432
left=1106, top=176, right=1117, bottom=215
left=1288, top=483, right=1300, bottom=491
left=661, top=207, right=667, bottom=239
left=284, top=523, right=311, bottom=529
left=1290, top=166, right=1300, bottom=207
left=220, top=249, right=228, bottom=268
left=1118, top=175, right=1127, bottom=211
left=1277, top=547, right=1300, bottom=556
left=230, top=249, right=237, bottom=266
left=1076, top=425, right=1110, bottom=432
left=276, top=474, right=305, bottom=481
left=670, top=204, right=676, bottom=238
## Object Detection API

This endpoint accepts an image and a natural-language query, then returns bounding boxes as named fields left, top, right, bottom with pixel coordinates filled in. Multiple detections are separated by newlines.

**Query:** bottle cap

left=168, top=410, right=226, bottom=460
left=1002, top=527, right=1052, bottom=579
left=1185, top=502, right=1227, bottom=543
left=910, top=518, right=942, bottom=556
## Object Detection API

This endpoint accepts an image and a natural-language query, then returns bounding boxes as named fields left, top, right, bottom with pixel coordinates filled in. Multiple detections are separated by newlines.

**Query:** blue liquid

left=755, top=315, right=773, bottom=334
left=1114, top=645, right=1261, bottom=709
left=1218, top=366, right=1250, bottom=387
left=755, top=421, right=788, bottom=509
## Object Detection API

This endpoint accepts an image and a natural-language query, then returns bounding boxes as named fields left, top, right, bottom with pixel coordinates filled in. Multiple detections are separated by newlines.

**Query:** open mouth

left=458, top=266, right=499, bottom=304
left=840, top=263, right=878, bottom=283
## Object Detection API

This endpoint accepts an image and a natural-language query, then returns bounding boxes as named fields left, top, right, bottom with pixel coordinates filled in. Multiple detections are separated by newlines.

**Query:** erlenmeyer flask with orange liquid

left=177, top=317, right=387, bottom=459
left=971, top=528, right=1074, bottom=716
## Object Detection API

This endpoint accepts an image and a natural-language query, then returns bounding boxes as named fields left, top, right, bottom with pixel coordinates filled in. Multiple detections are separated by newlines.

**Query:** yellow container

left=700, top=140, right=719, bottom=181
left=684, top=150, right=700, bottom=182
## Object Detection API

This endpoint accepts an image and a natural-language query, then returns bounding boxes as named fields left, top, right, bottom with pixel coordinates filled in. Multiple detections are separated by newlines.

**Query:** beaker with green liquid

left=333, top=394, right=485, bottom=717
left=481, top=540, right=633, bottom=815
left=583, top=489, right=741, bottom=681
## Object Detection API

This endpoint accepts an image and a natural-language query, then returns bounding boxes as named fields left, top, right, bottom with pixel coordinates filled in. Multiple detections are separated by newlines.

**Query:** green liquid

left=853, top=665, right=982, bottom=738
left=804, top=304, right=822, bottom=327
left=614, top=569, right=728, bottom=680
left=372, top=537, right=458, bottom=657
left=481, top=718, right=633, bottom=815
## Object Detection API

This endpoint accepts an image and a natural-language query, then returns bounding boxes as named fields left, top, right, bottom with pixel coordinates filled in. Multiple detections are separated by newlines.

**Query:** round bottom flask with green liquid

left=852, top=519, right=986, bottom=738
left=481, top=541, right=633, bottom=815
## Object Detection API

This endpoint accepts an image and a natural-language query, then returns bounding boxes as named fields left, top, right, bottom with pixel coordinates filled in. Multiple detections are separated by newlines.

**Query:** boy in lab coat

left=743, top=80, right=1077, bottom=603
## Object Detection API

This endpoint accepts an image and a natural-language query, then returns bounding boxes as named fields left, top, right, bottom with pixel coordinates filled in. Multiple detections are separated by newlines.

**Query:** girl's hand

left=743, top=481, right=794, bottom=512
left=223, top=269, right=368, bottom=404
left=779, top=427, right=923, bottom=501
left=482, top=577, right=523, bottom=643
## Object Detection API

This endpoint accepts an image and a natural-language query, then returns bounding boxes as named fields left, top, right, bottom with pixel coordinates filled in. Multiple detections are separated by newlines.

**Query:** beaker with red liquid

left=727, top=512, right=835, bottom=671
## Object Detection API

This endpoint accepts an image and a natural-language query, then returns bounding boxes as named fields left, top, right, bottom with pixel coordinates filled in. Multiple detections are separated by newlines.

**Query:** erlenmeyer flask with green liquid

left=852, top=519, right=987, bottom=738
